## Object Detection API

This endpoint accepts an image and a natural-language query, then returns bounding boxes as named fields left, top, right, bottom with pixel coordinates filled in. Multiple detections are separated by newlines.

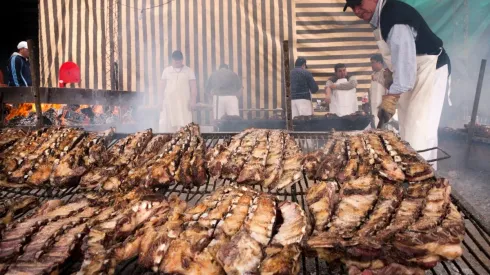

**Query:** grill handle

left=416, top=147, right=451, bottom=163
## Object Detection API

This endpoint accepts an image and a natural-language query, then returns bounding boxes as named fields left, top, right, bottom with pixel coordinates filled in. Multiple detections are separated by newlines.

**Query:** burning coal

left=4, top=103, right=134, bottom=127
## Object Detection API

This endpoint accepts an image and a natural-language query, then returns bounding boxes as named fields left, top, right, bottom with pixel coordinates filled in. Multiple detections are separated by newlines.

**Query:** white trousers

left=213, top=96, right=240, bottom=119
left=398, top=65, right=448, bottom=170
left=291, top=99, right=313, bottom=118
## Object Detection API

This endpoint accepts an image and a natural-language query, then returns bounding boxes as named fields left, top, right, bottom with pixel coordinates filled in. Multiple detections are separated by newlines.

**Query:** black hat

left=343, top=0, right=362, bottom=11
left=295, top=57, right=308, bottom=68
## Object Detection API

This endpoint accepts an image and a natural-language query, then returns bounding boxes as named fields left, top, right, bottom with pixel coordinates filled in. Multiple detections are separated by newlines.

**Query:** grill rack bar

left=0, top=132, right=488, bottom=274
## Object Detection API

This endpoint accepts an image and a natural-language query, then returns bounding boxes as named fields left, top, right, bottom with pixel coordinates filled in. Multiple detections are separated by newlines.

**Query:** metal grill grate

left=0, top=132, right=488, bottom=275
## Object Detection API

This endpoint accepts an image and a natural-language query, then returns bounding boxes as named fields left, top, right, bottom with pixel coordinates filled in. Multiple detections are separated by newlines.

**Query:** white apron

left=159, top=68, right=193, bottom=132
left=329, top=78, right=358, bottom=117
left=369, top=71, right=387, bottom=126
left=374, top=1, right=448, bottom=169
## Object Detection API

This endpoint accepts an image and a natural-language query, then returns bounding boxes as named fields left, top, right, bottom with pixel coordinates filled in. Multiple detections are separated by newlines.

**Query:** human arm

left=329, top=76, right=358, bottom=90
left=9, top=56, right=24, bottom=87
left=307, top=72, right=319, bottom=93
left=324, top=80, right=333, bottom=104
left=386, top=24, right=417, bottom=94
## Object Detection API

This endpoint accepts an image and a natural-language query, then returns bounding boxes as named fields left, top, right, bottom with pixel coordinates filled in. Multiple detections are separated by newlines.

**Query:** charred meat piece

left=207, top=129, right=252, bottom=178
left=0, top=129, right=26, bottom=152
left=79, top=166, right=120, bottom=190
left=272, top=137, right=303, bottom=190
left=263, top=131, right=285, bottom=188
left=51, top=131, right=112, bottom=187
left=216, top=230, right=264, bottom=275
left=0, top=199, right=89, bottom=262
left=356, top=183, right=403, bottom=237
left=244, top=195, right=276, bottom=246
left=106, top=129, right=153, bottom=166
left=303, top=137, right=336, bottom=179
left=16, top=207, right=97, bottom=262
left=0, top=197, right=38, bottom=225
left=132, top=134, right=172, bottom=167
left=394, top=203, right=464, bottom=262
left=236, top=130, right=269, bottom=185
left=306, top=181, right=338, bottom=232
left=215, top=191, right=254, bottom=238
left=260, top=244, right=302, bottom=275
left=408, top=178, right=451, bottom=232
left=221, top=130, right=259, bottom=180
left=375, top=180, right=434, bottom=241
left=271, top=201, right=307, bottom=246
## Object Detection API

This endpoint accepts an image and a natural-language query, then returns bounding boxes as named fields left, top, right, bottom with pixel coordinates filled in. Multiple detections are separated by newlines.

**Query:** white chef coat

left=329, top=78, right=358, bottom=117
left=159, top=66, right=195, bottom=132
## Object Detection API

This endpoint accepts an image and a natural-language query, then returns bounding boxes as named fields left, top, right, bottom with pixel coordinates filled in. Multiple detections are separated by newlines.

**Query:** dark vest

left=380, top=0, right=451, bottom=74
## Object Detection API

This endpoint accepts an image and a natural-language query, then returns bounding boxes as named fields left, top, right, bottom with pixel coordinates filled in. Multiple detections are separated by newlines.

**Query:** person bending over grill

left=159, top=50, right=197, bottom=132
left=206, top=64, right=242, bottom=120
left=290, top=57, right=319, bottom=118
left=325, top=63, right=358, bottom=117
left=344, top=0, right=451, bottom=169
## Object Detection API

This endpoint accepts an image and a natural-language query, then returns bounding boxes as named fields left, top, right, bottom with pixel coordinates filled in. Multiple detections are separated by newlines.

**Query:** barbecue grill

left=0, top=132, right=488, bottom=275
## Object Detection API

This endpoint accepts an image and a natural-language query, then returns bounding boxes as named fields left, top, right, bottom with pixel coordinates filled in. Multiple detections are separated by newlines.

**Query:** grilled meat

left=0, top=197, right=38, bottom=225
left=260, top=244, right=302, bottom=275
left=272, top=136, right=303, bottom=190
left=106, top=129, right=153, bottom=166
left=271, top=201, right=307, bottom=246
left=221, top=130, right=259, bottom=180
left=236, top=130, right=269, bottom=185
left=51, top=131, right=112, bottom=187
left=262, top=131, right=285, bottom=188
left=0, top=200, right=89, bottom=262
left=245, top=194, right=277, bottom=246
left=306, top=181, right=338, bottom=232
left=208, top=129, right=252, bottom=178
left=0, top=129, right=26, bottom=152
left=132, top=134, right=172, bottom=167
left=216, top=230, right=263, bottom=274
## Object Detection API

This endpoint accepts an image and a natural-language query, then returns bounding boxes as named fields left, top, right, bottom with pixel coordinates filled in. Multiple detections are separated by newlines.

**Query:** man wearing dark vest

left=344, top=0, right=451, bottom=169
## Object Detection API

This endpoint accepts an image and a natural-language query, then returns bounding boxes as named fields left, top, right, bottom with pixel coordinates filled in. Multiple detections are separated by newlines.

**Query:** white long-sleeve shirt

left=370, top=1, right=418, bottom=95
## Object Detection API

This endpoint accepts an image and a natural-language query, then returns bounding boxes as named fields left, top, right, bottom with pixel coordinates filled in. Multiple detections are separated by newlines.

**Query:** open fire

left=3, top=103, right=134, bottom=126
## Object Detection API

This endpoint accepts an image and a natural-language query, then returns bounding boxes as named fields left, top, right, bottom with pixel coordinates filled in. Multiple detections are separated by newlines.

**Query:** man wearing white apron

left=345, top=0, right=451, bottom=169
left=159, top=50, right=197, bottom=132
left=325, top=64, right=358, bottom=117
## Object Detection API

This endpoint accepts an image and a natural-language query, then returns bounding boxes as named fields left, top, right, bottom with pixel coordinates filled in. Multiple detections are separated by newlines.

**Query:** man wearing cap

left=6, top=41, right=31, bottom=87
left=290, top=57, right=319, bottom=118
left=159, top=50, right=197, bottom=132
left=344, top=0, right=451, bottom=168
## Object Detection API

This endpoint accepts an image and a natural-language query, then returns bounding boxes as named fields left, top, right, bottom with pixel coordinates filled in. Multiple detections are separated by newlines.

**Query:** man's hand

left=377, top=94, right=399, bottom=128
left=329, top=84, right=337, bottom=90
left=324, top=94, right=331, bottom=104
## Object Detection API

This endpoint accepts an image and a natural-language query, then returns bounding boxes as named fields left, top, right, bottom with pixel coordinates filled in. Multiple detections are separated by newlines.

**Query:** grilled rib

left=271, top=201, right=307, bottom=247
left=216, top=230, right=263, bottom=275
left=236, top=130, right=269, bottom=185
left=306, top=181, right=338, bottom=232
left=244, top=194, right=277, bottom=246
left=273, top=136, right=303, bottom=190
left=260, top=244, right=302, bottom=275
left=0, top=200, right=89, bottom=262
left=207, top=129, right=252, bottom=178
left=221, top=130, right=259, bottom=180
left=262, top=130, right=285, bottom=188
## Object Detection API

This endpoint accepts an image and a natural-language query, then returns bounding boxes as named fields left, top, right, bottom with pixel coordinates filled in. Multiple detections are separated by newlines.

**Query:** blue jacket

left=7, top=53, right=32, bottom=87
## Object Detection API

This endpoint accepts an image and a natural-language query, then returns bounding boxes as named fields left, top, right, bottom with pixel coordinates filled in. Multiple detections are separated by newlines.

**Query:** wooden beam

left=27, top=39, right=43, bottom=128
left=0, top=87, right=143, bottom=106
left=283, top=41, right=293, bottom=131
left=465, top=59, right=487, bottom=165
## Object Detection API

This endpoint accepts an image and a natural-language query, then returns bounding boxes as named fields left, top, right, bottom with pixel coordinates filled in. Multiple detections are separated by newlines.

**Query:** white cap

left=17, top=41, right=28, bottom=50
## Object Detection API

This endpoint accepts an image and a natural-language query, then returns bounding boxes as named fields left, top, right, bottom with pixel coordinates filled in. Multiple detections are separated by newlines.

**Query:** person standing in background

left=206, top=64, right=241, bottom=120
left=6, top=41, right=31, bottom=87
left=290, top=57, right=319, bottom=118
left=325, top=63, right=358, bottom=116
left=369, top=54, right=387, bottom=126
left=159, top=50, right=197, bottom=132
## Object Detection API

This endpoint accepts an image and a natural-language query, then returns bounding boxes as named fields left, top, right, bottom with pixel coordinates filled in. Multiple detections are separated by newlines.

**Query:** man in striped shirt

left=6, top=41, right=31, bottom=87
